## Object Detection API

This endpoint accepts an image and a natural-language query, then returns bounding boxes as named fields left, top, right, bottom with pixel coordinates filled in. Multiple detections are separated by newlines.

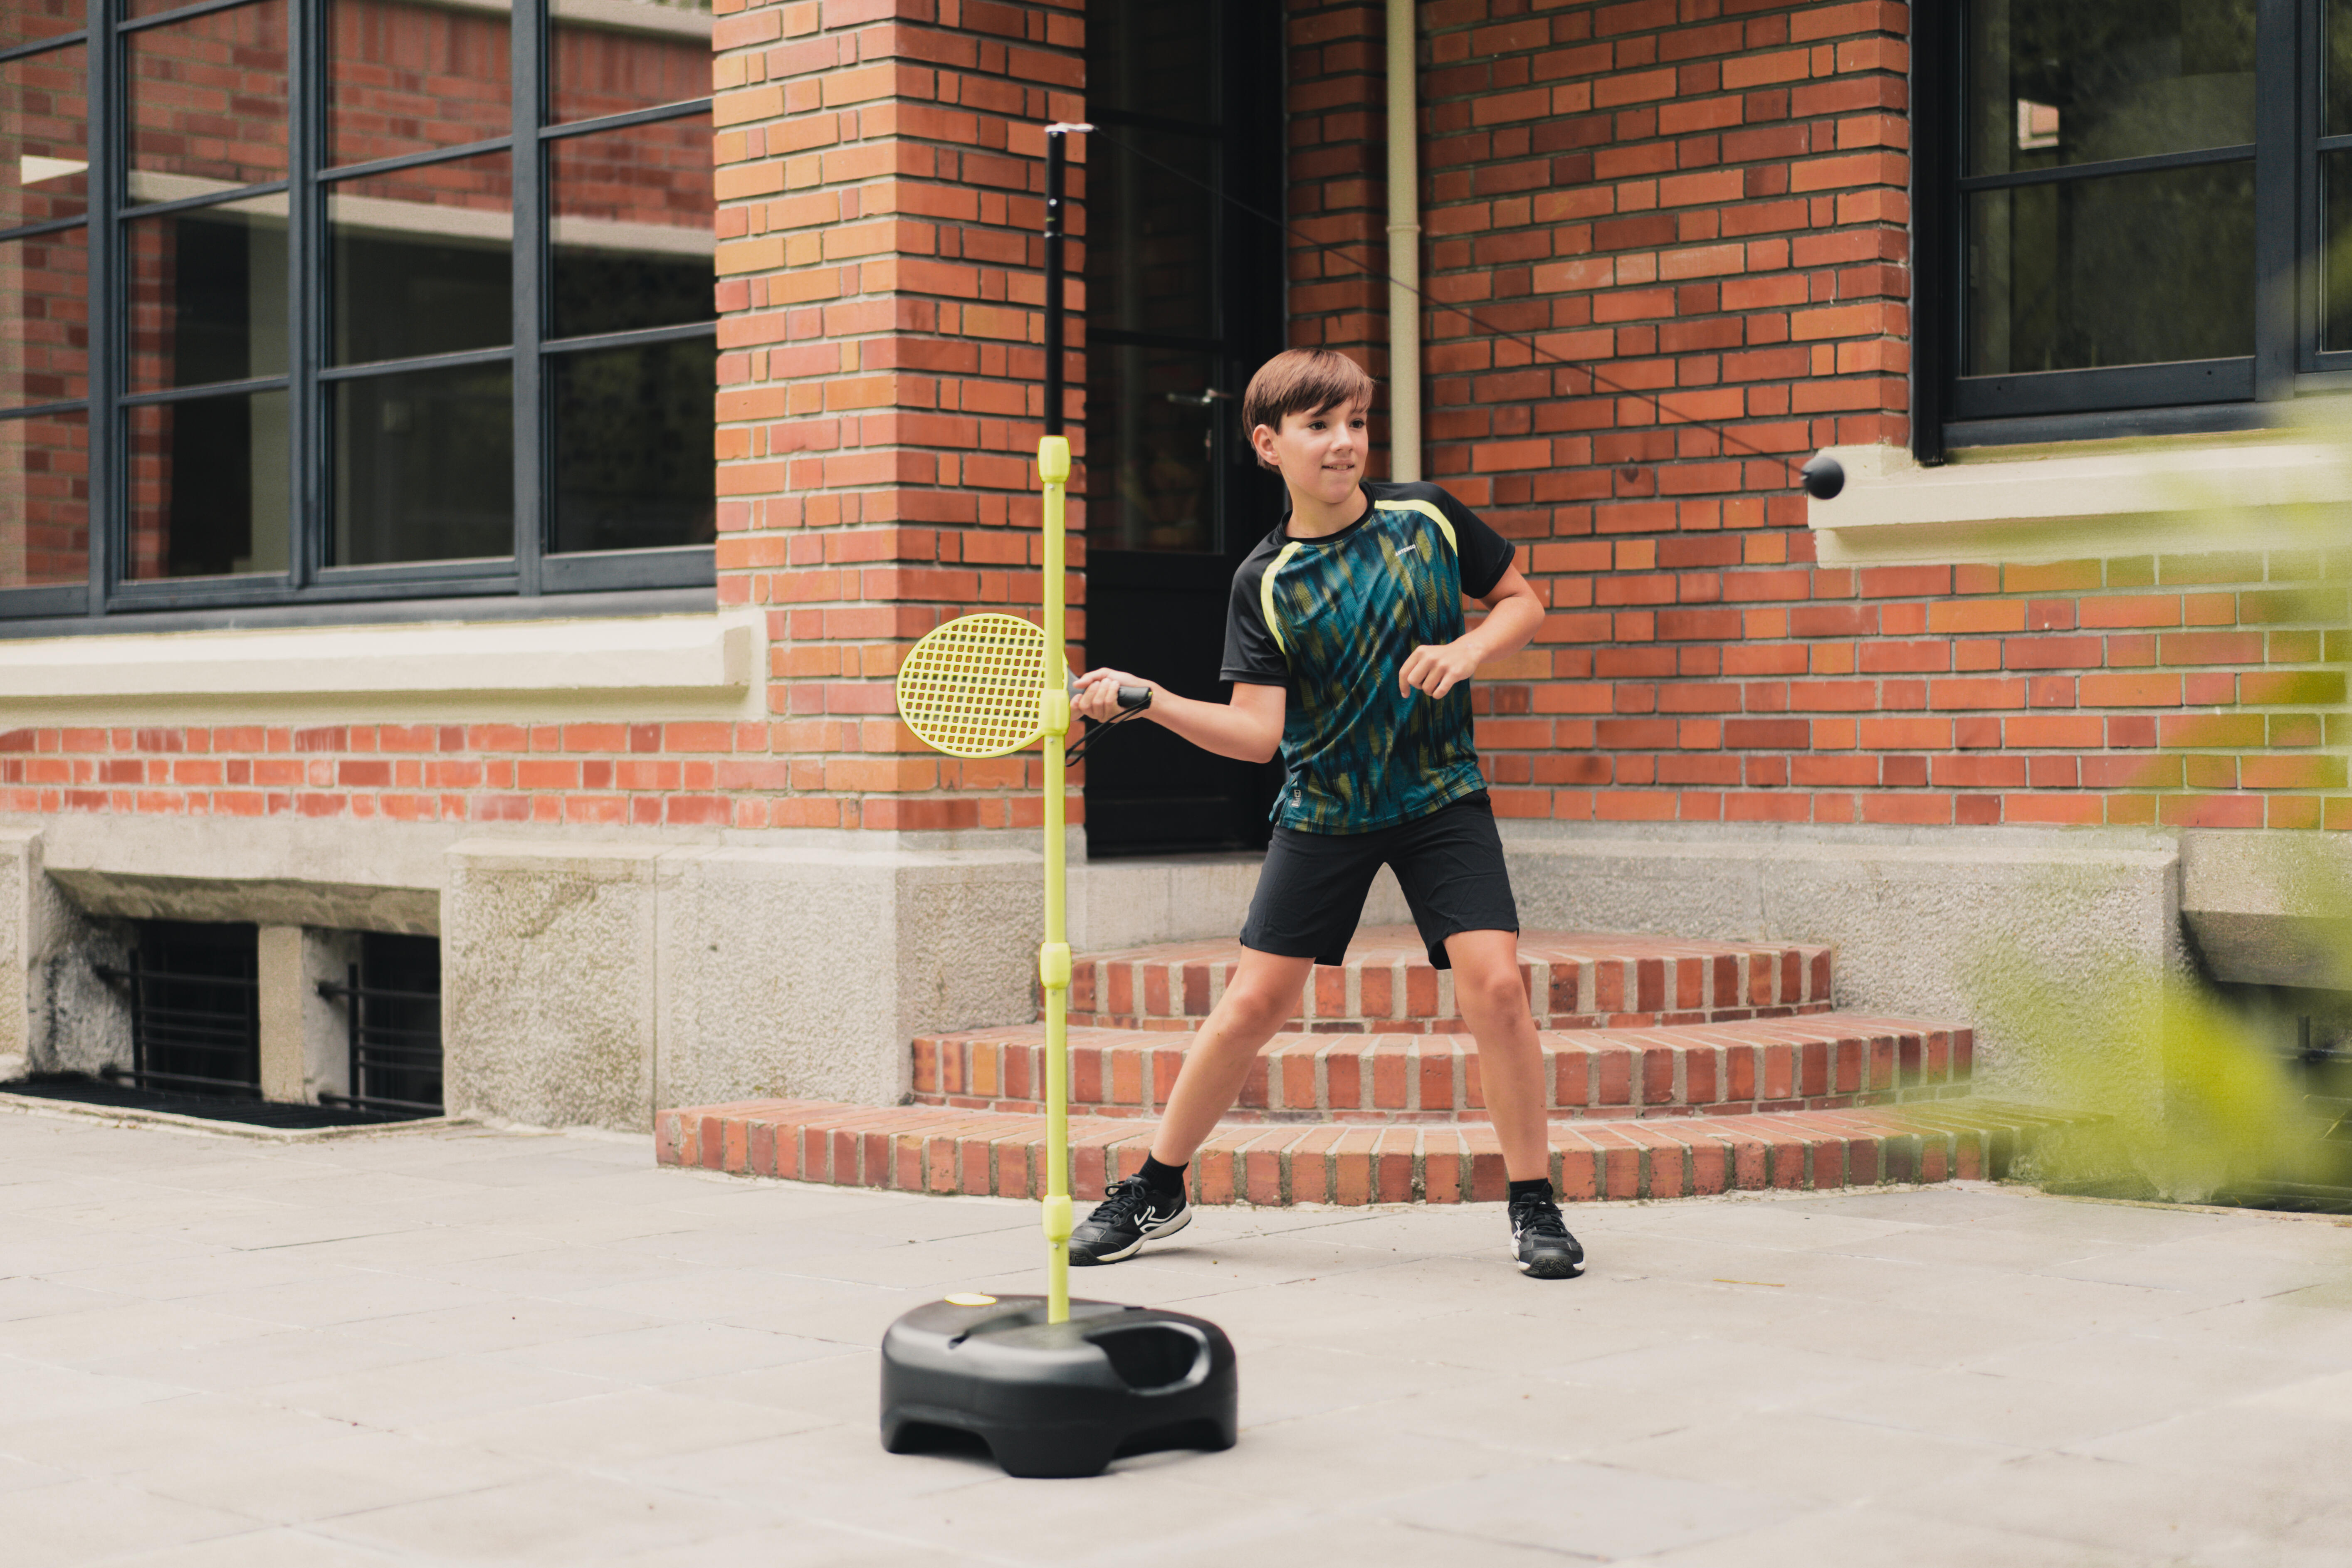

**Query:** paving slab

left=0, top=1111, right=2347, bottom=1567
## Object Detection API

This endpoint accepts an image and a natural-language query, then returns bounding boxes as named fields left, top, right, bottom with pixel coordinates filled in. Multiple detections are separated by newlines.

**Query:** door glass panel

left=331, top=362, right=512, bottom=565
left=1964, top=0, right=2255, bottom=176
left=329, top=149, right=511, bottom=364
left=549, top=0, right=711, bottom=125
left=329, top=0, right=510, bottom=169
left=548, top=114, right=714, bottom=338
left=127, top=0, right=289, bottom=200
left=0, top=406, right=88, bottom=587
left=1087, top=347, right=1218, bottom=553
left=125, top=387, right=289, bottom=578
left=1965, top=162, right=2254, bottom=374
left=126, top=206, right=287, bottom=391
left=3, top=43, right=88, bottom=229
left=549, top=338, right=716, bottom=553
left=1090, top=130, right=1215, bottom=344
left=1088, top=0, right=1216, bottom=126
left=0, top=228, right=87, bottom=408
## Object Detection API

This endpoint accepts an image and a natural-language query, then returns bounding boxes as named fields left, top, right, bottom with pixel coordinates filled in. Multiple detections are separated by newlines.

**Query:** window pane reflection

left=1966, top=163, right=2254, bottom=376
left=549, top=338, right=714, bottom=553
left=330, top=151, right=510, bottom=364
left=2323, top=152, right=2352, bottom=352
left=1, top=2, right=82, bottom=51
left=332, top=363, right=511, bottom=565
left=1086, top=346, right=1219, bottom=553
left=128, top=0, right=289, bottom=199
left=550, top=0, right=711, bottom=124
left=1964, top=0, right=2254, bottom=176
left=1, top=229, right=87, bottom=408
left=3, top=44, right=88, bottom=229
left=126, top=388, right=289, bottom=579
left=549, top=114, right=713, bottom=338
left=0, top=407, right=87, bottom=587
left=328, top=0, right=509, bottom=169
left=127, top=207, right=287, bottom=391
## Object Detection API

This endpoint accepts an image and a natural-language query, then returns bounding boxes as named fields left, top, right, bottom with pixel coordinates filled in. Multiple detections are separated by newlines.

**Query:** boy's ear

left=1249, top=422, right=1281, bottom=469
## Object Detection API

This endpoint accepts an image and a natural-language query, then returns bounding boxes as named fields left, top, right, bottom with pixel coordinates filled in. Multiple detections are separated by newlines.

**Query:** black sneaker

left=1068, top=1175, right=1191, bottom=1265
left=1509, top=1189, right=1584, bottom=1279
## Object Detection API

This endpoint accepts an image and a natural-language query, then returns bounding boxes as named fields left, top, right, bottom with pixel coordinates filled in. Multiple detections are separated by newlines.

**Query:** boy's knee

left=1453, top=960, right=1529, bottom=1017
left=1218, top=975, right=1303, bottom=1032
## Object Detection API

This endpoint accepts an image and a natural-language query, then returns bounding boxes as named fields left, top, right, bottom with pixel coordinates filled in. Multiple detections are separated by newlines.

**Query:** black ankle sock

left=1138, top=1156, right=1188, bottom=1198
left=1507, top=1177, right=1554, bottom=1204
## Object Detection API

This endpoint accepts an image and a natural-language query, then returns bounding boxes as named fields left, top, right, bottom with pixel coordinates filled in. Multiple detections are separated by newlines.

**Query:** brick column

left=712, top=0, right=1084, bottom=832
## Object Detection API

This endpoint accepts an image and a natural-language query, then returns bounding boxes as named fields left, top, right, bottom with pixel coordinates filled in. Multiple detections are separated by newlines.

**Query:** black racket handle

left=1068, top=676, right=1153, bottom=711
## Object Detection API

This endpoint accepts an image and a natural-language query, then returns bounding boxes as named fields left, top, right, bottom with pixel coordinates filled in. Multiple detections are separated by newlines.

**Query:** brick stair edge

left=912, top=1017, right=1976, bottom=1119
left=654, top=1098, right=2087, bottom=1208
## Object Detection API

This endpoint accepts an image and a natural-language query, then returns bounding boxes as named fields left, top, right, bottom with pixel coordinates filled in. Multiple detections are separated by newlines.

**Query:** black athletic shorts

left=1239, top=791, right=1519, bottom=970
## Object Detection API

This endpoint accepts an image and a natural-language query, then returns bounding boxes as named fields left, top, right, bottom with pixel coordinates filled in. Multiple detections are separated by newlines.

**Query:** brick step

left=1065, top=926, right=1834, bottom=1033
left=912, top=1014, right=1972, bottom=1122
left=657, top=1096, right=2083, bottom=1206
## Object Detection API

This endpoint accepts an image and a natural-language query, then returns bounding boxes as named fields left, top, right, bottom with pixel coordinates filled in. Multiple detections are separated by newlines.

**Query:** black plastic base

left=880, top=1296, right=1238, bottom=1479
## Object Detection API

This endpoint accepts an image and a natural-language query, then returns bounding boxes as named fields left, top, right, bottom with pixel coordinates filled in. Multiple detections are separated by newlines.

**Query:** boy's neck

left=1284, top=481, right=1370, bottom=541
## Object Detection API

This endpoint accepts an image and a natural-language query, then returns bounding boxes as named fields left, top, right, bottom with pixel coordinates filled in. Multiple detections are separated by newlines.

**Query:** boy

left=1069, top=348, right=1581, bottom=1279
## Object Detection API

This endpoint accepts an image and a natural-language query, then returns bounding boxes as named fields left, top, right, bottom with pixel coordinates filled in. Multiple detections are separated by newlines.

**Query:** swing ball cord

left=1065, top=684, right=1151, bottom=767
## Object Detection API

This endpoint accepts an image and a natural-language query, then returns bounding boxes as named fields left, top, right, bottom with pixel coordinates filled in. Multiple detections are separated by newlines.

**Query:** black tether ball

left=1799, top=452, right=1845, bottom=501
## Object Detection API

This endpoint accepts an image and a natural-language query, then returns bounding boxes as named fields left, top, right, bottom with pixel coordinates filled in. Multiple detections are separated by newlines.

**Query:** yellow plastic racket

left=897, top=612, right=1149, bottom=759
left=895, top=613, right=1055, bottom=759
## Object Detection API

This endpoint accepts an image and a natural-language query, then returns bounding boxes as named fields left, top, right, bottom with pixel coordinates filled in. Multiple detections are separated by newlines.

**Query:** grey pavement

left=2, top=1107, right=2350, bottom=1567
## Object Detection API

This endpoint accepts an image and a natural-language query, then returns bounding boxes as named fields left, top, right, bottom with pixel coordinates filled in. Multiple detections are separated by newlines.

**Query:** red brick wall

left=1401, top=0, right=2343, bottom=831
left=712, top=0, right=1084, bottom=831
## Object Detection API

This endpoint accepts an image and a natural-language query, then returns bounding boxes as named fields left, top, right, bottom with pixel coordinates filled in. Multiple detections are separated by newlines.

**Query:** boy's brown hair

left=1242, top=349, right=1376, bottom=470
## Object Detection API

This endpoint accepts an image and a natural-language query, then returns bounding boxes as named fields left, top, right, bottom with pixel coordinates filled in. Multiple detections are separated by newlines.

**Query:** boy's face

left=1252, top=399, right=1370, bottom=508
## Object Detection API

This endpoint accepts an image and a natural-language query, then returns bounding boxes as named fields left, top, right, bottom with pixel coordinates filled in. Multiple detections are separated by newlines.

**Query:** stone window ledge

left=1805, top=437, right=2352, bottom=565
left=0, top=612, right=756, bottom=701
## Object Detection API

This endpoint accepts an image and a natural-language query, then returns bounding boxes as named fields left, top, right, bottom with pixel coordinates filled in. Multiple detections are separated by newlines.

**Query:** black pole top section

left=1040, top=123, right=1089, bottom=440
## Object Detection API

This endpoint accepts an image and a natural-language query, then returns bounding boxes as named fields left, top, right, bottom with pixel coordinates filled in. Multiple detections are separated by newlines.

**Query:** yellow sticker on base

left=943, top=1293, right=998, bottom=1306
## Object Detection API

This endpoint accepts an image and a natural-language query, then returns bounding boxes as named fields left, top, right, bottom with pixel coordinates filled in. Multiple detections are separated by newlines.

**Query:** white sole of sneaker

left=1082, top=1205, right=1193, bottom=1264
left=1509, top=1242, right=1580, bottom=1279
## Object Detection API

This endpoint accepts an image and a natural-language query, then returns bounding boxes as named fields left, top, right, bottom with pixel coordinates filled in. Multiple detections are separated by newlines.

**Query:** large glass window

left=1939, top=0, right=2352, bottom=435
left=0, top=0, right=714, bottom=625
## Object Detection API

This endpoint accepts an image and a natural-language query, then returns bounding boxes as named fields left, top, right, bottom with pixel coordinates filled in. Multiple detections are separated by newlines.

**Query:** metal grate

left=317, top=933, right=443, bottom=1117
left=97, top=922, right=262, bottom=1099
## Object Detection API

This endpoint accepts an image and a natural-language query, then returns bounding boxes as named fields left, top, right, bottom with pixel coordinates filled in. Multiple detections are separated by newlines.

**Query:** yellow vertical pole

left=1037, top=434, right=1072, bottom=1324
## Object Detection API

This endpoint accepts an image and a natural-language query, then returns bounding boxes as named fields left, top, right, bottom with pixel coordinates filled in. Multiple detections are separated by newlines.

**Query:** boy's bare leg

left=1443, top=928, right=1551, bottom=1182
left=1147, top=947, right=1317, bottom=1166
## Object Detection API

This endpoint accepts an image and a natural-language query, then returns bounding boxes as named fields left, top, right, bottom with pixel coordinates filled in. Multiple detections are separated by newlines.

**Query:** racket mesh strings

left=896, top=613, right=1052, bottom=759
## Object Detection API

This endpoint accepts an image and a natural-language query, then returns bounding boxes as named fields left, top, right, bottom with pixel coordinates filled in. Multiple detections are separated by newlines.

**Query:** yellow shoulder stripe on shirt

left=1260, top=539, right=1306, bottom=657
left=1374, top=498, right=1456, bottom=558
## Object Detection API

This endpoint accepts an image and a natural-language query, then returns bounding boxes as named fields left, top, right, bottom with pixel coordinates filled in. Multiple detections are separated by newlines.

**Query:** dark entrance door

left=1082, top=0, right=1287, bottom=856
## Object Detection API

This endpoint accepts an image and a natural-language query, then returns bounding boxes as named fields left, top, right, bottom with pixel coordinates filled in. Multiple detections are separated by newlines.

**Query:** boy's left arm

left=1397, top=566, right=1545, bottom=700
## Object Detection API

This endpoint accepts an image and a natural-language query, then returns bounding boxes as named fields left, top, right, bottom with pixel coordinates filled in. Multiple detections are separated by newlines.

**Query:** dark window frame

left=1916, top=0, right=2337, bottom=457
left=0, top=0, right=716, bottom=629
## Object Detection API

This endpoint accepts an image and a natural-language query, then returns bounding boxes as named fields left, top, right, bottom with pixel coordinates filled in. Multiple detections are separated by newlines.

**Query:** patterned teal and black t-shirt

left=1221, top=479, right=1516, bottom=835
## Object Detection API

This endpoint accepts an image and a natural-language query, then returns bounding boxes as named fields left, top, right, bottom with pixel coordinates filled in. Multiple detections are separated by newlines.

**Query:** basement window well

left=1, top=919, right=445, bottom=1129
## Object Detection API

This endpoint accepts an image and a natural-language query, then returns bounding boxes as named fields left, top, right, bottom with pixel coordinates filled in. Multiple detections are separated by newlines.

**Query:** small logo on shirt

left=1396, top=541, right=1420, bottom=559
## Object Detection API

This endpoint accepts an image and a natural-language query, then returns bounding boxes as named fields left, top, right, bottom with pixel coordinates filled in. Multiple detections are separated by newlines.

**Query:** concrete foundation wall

left=1498, top=822, right=2187, bottom=1109
left=2, top=812, right=2345, bottom=1128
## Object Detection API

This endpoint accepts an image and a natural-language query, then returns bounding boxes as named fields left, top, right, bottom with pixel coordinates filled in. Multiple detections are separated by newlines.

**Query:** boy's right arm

left=1072, top=672, right=1285, bottom=764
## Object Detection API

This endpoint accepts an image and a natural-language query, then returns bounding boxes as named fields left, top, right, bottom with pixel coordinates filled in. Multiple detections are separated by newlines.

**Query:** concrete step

left=1065, top=926, right=1834, bottom=1033
left=657, top=1096, right=2082, bottom=1206
left=912, top=1013, right=1973, bottom=1123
